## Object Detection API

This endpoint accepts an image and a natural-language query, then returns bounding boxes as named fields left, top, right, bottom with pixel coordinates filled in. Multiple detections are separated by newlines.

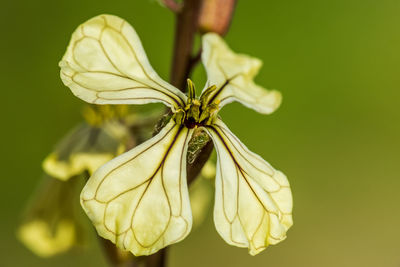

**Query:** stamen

left=187, top=79, right=196, bottom=103
left=181, top=81, right=220, bottom=128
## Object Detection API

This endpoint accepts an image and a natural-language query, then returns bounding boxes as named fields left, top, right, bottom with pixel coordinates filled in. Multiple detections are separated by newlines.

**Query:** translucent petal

left=17, top=175, right=85, bottom=257
left=204, top=119, right=293, bottom=255
left=201, top=33, right=281, bottom=114
left=43, top=152, right=114, bottom=181
left=42, top=122, right=126, bottom=181
left=81, top=120, right=193, bottom=256
left=60, top=14, right=186, bottom=110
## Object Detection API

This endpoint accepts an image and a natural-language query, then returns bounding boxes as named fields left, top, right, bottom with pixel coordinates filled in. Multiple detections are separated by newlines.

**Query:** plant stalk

left=102, top=0, right=238, bottom=265
left=144, top=1, right=204, bottom=266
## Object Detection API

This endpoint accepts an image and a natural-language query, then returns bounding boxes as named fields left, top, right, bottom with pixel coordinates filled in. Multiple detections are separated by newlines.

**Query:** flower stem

left=170, top=0, right=203, bottom=91
left=141, top=248, right=167, bottom=267
left=142, top=1, right=205, bottom=267
left=169, top=0, right=215, bottom=190
left=101, top=0, right=236, bottom=266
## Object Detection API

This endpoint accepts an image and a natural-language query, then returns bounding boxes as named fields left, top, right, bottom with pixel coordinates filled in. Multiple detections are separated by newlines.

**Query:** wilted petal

left=44, top=153, right=115, bottom=181
left=81, top=120, right=194, bottom=256
left=60, top=14, right=186, bottom=110
left=43, top=122, right=126, bottom=181
left=201, top=33, right=281, bottom=114
left=17, top=175, right=84, bottom=257
left=204, top=119, right=293, bottom=255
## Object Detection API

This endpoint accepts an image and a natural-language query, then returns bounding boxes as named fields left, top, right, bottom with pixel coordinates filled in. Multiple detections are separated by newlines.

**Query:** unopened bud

left=198, top=0, right=237, bottom=36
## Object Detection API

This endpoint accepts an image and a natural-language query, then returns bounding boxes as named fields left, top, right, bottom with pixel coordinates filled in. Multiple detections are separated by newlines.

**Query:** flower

left=18, top=219, right=76, bottom=257
left=18, top=105, right=157, bottom=257
left=59, top=14, right=293, bottom=256
left=17, top=175, right=85, bottom=257
left=42, top=105, right=130, bottom=181
left=18, top=106, right=129, bottom=257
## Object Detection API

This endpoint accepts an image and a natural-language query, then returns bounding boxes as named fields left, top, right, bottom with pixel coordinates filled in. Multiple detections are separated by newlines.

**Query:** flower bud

left=198, top=0, right=237, bottom=36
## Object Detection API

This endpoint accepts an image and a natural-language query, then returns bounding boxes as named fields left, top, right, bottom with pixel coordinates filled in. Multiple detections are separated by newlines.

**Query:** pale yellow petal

left=42, top=153, right=77, bottom=181
left=201, top=33, right=281, bottom=114
left=42, top=122, right=126, bottom=180
left=60, top=14, right=186, bottom=110
left=17, top=174, right=85, bottom=257
left=72, top=153, right=115, bottom=175
left=43, top=152, right=114, bottom=180
left=204, top=119, right=293, bottom=255
left=18, top=219, right=75, bottom=258
left=81, top=120, right=193, bottom=256
left=189, top=173, right=214, bottom=228
left=201, top=160, right=216, bottom=179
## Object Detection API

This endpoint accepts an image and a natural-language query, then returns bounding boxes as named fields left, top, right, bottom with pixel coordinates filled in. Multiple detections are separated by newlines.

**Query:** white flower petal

left=60, top=14, right=186, bottom=110
left=204, top=119, right=293, bottom=255
left=81, top=119, right=193, bottom=256
left=201, top=33, right=281, bottom=114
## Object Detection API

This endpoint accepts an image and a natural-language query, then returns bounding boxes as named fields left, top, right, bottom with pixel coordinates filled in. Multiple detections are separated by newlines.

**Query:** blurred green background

left=2, top=0, right=400, bottom=266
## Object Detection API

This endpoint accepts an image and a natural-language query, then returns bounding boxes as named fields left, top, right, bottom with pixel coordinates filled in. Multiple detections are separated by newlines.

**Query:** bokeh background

left=2, top=0, right=400, bottom=266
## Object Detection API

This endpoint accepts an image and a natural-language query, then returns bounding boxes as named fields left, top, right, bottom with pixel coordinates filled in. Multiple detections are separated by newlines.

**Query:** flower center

left=183, top=98, right=219, bottom=129
left=175, top=80, right=220, bottom=129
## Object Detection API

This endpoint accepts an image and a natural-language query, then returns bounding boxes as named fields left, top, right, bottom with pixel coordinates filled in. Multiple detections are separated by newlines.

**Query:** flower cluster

left=17, top=105, right=152, bottom=257
left=60, top=14, right=293, bottom=256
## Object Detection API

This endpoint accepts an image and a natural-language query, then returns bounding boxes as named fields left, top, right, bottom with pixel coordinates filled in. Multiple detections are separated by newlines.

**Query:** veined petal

left=60, top=14, right=186, bottom=110
left=204, top=119, right=293, bottom=255
left=81, top=119, right=193, bottom=256
left=201, top=33, right=281, bottom=114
